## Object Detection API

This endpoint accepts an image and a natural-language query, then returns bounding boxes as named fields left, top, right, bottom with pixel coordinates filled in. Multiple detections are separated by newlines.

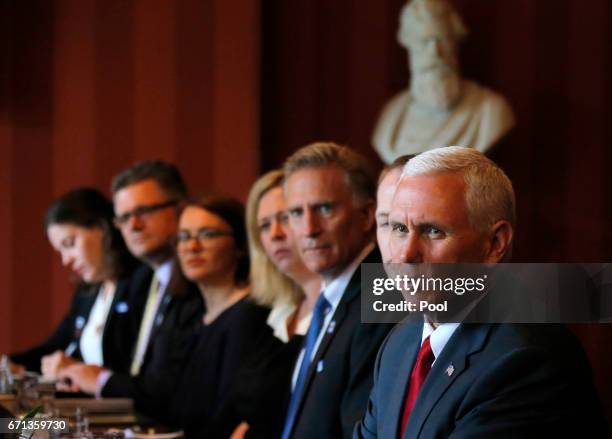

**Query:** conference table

left=0, top=376, right=182, bottom=438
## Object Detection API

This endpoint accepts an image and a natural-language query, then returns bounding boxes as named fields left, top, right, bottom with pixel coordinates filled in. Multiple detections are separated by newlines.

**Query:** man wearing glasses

left=59, top=161, right=203, bottom=416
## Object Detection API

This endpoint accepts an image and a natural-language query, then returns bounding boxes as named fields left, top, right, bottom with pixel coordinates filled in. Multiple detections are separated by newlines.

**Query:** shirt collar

left=422, top=320, right=460, bottom=361
left=267, top=301, right=312, bottom=343
left=155, top=259, right=173, bottom=291
left=321, top=242, right=375, bottom=310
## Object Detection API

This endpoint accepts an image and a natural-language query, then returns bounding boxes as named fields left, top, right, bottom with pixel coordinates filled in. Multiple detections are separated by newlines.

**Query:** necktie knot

left=417, top=337, right=434, bottom=368
left=313, top=293, right=331, bottom=320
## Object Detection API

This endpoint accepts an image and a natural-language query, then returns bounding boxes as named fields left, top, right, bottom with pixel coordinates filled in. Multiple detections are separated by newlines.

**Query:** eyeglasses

left=177, top=228, right=233, bottom=243
left=113, top=200, right=177, bottom=227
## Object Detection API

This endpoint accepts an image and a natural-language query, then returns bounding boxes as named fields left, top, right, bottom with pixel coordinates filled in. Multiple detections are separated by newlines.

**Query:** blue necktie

left=281, top=293, right=332, bottom=439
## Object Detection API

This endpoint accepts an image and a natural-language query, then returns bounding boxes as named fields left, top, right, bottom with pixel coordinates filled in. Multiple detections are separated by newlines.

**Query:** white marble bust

left=372, top=0, right=515, bottom=163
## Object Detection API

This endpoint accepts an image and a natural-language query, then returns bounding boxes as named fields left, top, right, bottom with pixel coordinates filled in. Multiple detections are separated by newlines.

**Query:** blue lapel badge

left=75, top=316, right=86, bottom=329
left=327, top=320, right=336, bottom=334
left=316, top=360, right=325, bottom=373
left=115, top=301, right=129, bottom=313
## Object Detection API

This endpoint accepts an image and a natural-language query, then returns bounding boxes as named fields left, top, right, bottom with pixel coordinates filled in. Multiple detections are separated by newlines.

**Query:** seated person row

left=22, top=145, right=603, bottom=438
left=61, top=186, right=318, bottom=437
left=10, top=188, right=142, bottom=377
left=51, top=165, right=314, bottom=437
left=58, top=161, right=203, bottom=416
left=55, top=145, right=393, bottom=439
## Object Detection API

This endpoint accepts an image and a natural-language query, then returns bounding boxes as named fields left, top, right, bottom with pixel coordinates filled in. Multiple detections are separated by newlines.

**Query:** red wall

left=0, top=0, right=260, bottom=353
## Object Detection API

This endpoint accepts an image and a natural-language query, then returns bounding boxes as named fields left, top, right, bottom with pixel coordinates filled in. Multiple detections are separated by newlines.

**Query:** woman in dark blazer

left=159, top=195, right=270, bottom=439
left=228, top=170, right=322, bottom=439
left=9, top=188, right=141, bottom=376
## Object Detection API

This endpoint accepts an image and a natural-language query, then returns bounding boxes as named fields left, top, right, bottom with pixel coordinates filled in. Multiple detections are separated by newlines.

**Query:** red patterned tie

left=400, top=336, right=435, bottom=437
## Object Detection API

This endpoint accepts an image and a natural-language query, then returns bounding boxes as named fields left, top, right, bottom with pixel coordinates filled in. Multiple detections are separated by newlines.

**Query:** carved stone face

left=408, top=24, right=461, bottom=110
left=408, top=28, right=458, bottom=74
left=399, top=0, right=465, bottom=111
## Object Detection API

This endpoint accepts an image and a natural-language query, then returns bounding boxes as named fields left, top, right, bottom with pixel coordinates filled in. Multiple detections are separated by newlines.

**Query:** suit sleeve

left=101, top=325, right=192, bottom=420
left=101, top=292, right=203, bottom=422
left=448, top=346, right=608, bottom=439
left=352, top=324, right=391, bottom=439
left=342, top=322, right=391, bottom=439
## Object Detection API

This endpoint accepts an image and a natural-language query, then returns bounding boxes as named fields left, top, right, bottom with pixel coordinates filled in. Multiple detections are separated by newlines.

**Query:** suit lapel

left=102, top=277, right=128, bottom=333
left=303, top=281, right=356, bottom=386
left=404, top=324, right=492, bottom=439
left=288, top=277, right=358, bottom=427
left=290, top=246, right=380, bottom=429
left=100, top=278, right=127, bottom=355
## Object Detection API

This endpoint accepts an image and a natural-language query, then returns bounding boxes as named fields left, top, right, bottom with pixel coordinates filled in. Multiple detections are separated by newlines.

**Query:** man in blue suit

left=355, top=146, right=607, bottom=438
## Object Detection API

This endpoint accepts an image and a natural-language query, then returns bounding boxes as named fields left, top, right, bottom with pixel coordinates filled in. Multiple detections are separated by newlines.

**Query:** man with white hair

left=372, top=0, right=515, bottom=162
left=355, top=147, right=607, bottom=438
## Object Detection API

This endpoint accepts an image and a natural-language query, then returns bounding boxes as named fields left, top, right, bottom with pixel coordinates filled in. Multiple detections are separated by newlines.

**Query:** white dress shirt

left=79, top=284, right=116, bottom=366
left=421, top=321, right=460, bottom=365
left=267, top=301, right=312, bottom=343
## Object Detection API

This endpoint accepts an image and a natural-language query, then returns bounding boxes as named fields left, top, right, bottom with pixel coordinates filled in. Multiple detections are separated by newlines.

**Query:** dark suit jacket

left=355, top=322, right=608, bottom=438
left=10, top=267, right=146, bottom=374
left=288, top=247, right=393, bottom=439
left=100, top=263, right=204, bottom=419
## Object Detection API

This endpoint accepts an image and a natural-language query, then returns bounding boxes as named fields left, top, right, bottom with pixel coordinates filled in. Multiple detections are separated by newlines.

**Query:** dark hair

left=184, top=195, right=250, bottom=285
left=45, top=187, right=138, bottom=279
left=111, top=160, right=188, bottom=201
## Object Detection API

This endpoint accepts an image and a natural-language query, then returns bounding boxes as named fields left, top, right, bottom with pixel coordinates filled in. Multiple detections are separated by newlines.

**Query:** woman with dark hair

left=9, top=187, right=140, bottom=377
left=163, top=195, right=270, bottom=438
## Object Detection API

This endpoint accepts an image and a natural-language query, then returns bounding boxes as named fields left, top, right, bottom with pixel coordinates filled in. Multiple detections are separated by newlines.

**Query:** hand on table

left=57, top=363, right=105, bottom=395
left=41, top=350, right=77, bottom=379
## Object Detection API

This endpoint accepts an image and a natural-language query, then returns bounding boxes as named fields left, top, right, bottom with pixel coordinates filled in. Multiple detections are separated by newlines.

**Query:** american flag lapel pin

left=446, top=363, right=455, bottom=377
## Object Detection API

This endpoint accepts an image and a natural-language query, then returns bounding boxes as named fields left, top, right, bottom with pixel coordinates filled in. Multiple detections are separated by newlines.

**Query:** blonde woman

left=231, top=170, right=320, bottom=439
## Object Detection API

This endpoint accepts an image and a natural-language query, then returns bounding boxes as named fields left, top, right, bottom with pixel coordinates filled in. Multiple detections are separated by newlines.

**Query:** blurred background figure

left=230, top=170, right=321, bottom=439
left=57, top=161, right=202, bottom=418
left=375, top=155, right=414, bottom=263
left=163, top=195, right=269, bottom=438
left=9, top=188, right=140, bottom=378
